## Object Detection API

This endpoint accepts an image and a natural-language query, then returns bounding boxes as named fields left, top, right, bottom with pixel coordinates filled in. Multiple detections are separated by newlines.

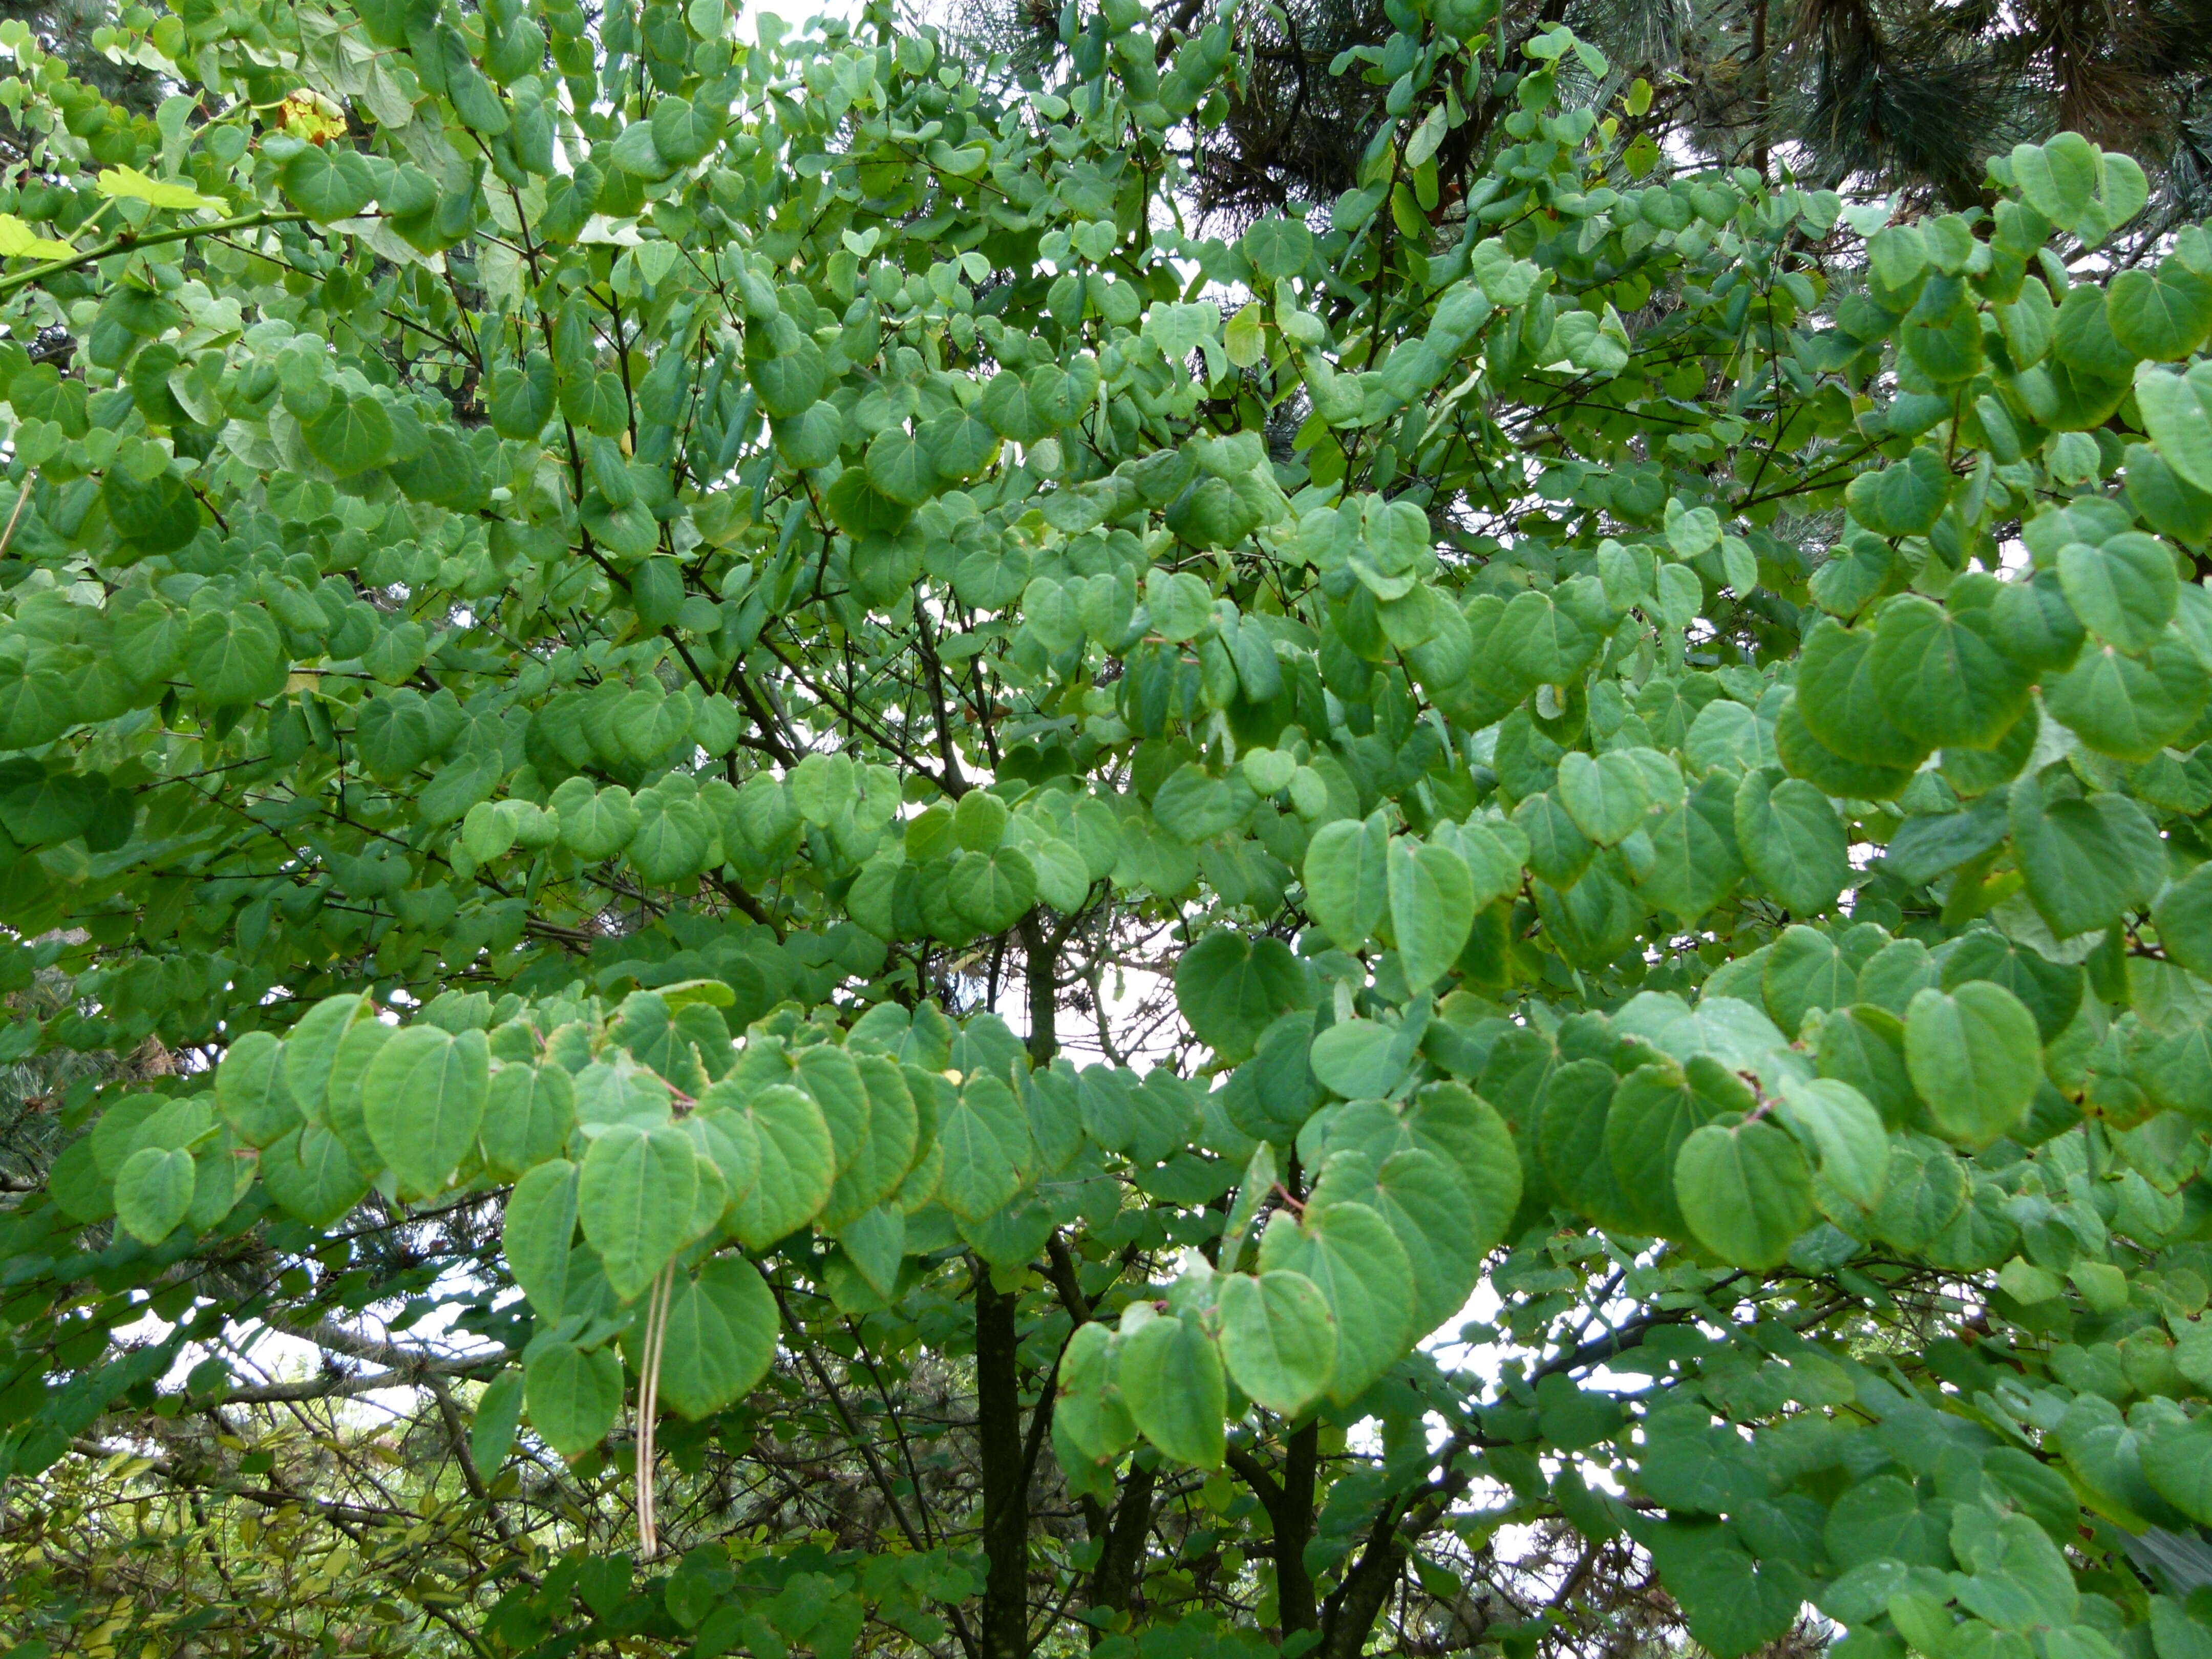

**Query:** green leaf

left=650, top=1254, right=779, bottom=1419
left=280, top=144, right=374, bottom=221
left=2110, top=266, right=2212, bottom=361
left=947, top=846, right=1037, bottom=932
left=504, top=1158, right=578, bottom=1316
left=1556, top=750, right=1650, bottom=846
left=0, top=645, right=79, bottom=748
left=104, top=467, right=201, bottom=553
left=2011, top=783, right=2166, bottom=939
left=1117, top=1309, right=1225, bottom=1467
left=2045, top=637, right=2210, bottom=760
left=1501, top=588, right=1594, bottom=684
left=1663, top=1545, right=1807, bottom=1659
left=1869, top=596, right=2028, bottom=750
left=1257, top=1196, right=1414, bottom=1404
left=1777, top=1076, right=1890, bottom=1208
left=2059, top=531, right=2179, bottom=653
left=1303, top=812, right=1389, bottom=950
left=774, top=401, right=842, bottom=469
left=523, top=1339, right=622, bottom=1458
left=711, top=1080, right=834, bottom=1249
left=2135, top=364, right=2212, bottom=494
left=865, top=426, right=939, bottom=506
left=1903, top=982, right=2041, bottom=1147
left=1243, top=216, right=1314, bottom=279
left=470, top=1371, right=525, bottom=1471
left=823, top=1054, right=918, bottom=1225
left=481, top=1062, right=576, bottom=1181
left=628, top=789, right=713, bottom=883
left=2154, top=862, right=2212, bottom=979
left=114, top=1143, right=195, bottom=1244
left=1733, top=770, right=1848, bottom=917
left=1683, top=698, right=1770, bottom=777
left=1309, top=1017, right=1411, bottom=1099
left=1606, top=1055, right=1744, bottom=1235
left=0, top=213, right=75, bottom=259
left=650, top=94, right=719, bottom=166
left=795, top=1043, right=870, bottom=1178
left=1637, top=1411, right=1769, bottom=1513
left=934, top=1074, right=1030, bottom=1221
left=559, top=784, right=641, bottom=860
left=1633, top=775, right=1743, bottom=924
left=1538, top=1058, right=1632, bottom=1226
left=1403, top=1082, right=1522, bottom=1252
left=1844, top=445, right=1951, bottom=536
left=1216, top=1269, right=1335, bottom=1418
left=1175, top=930, right=1307, bottom=1062
left=1320, top=1144, right=1481, bottom=1336
left=361, top=1025, right=488, bottom=1198
left=184, top=603, right=286, bottom=707
left=1950, top=1506, right=2079, bottom=1632
left=1673, top=1118, right=1811, bottom=1268
left=216, top=1030, right=300, bottom=1147
left=1151, top=763, right=1241, bottom=842
left=1388, top=837, right=1475, bottom=991
left=750, top=340, right=827, bottom=421
left=1057, top=1321, right=1137, bottom=1467
left=259, top=1122, right=368, bottom=1226
left=303, top=396, right=395, bottom=476
left=578, top=1121, right=697, bottom=1302
left=282, top=993, right=373, bottom=1121
left=923, top=406, right=997, bottom=479
left=2012, top=134, right=2100, bottom=223
left=2145, top=1415, right=2212, bottom=1526
left=1759, top=924, right=1856, bottom=1037
left=1823, top=1473, right=1950, bottom=1567
left=576, top=1052, right=675, bottom=1131
left=324, top=1016, right=391, bottom=1172
left=1795, top=620, right=1927, bottom=767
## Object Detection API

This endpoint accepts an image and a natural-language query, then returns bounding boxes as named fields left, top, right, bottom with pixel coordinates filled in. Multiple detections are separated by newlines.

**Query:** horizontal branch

left=0, top=208, right=311, bottom=299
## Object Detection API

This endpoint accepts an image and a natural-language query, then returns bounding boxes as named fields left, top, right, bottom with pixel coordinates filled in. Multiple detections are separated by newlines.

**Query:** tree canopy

left=7, top=2, right=2212, bottom=1658
left=961, top=0, right=2212, bottom=244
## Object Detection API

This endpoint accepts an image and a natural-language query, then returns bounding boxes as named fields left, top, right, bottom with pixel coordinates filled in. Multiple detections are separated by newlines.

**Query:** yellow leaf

left=0, top=214, right=76, bottom=261
left=276, top=91, right=348, bottom=144
left=96, top=164, right=224, bottom=212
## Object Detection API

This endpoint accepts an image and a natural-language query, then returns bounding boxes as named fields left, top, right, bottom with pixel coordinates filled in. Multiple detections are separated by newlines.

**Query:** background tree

left=0, top=4, right=2208, bottom=1659
left=948, top=0, right=2212, bottom=232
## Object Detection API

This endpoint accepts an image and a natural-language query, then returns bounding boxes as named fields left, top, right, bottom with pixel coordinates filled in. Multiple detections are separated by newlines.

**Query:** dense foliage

left=965, top=0, right=2212, bottom=247
left=9, top=0, right=2212, bottom=1655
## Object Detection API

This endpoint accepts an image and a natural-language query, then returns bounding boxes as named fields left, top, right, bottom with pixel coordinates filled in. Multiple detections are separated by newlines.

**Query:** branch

left=0, top=209, right=311, bottom=298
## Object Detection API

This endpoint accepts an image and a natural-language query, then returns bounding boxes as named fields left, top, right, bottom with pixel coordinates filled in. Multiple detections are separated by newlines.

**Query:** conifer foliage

left=4, top=0, right=2212, bottom=1655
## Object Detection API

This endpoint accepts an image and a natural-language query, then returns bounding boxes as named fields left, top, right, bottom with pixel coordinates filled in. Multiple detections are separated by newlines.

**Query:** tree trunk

left=1088, top=1457, right=1159, bottom=1640
left=1020, top=913, right=1056, bottom=1065
left=1275, top=1423, right=1321, bottom=1635
left=1228, top=1424, right=1321, bottom=1638
left=1320, top=1509, right=1410, bottom=1659
left=975, top=1265, right=1028, bottom=1659
left=1749, top=0, right=1770, bottom=179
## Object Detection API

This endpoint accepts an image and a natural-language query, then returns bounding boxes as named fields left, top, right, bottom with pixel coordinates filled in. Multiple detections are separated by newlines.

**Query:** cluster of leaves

left=11, top=0, right=2212, bottom=1654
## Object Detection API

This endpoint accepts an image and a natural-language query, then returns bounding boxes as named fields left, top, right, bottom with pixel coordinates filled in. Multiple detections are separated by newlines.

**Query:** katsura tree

left=8, top=0, right=2212, bottom=1656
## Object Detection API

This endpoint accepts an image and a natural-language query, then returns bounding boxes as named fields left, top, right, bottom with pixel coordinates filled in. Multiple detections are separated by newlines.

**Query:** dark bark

left=1087, top=1456, right=1160, bottom=1639
left=1319, top=1507, right=1411, bottom=1659
left=1020, top=913, right=1057, bottom=1065
left=1226, top=1421, right=1321, bottom=1637
left=975, top=1263, right=1029, bottom=1659
left=1750, top=0, right=1771, bottom=178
